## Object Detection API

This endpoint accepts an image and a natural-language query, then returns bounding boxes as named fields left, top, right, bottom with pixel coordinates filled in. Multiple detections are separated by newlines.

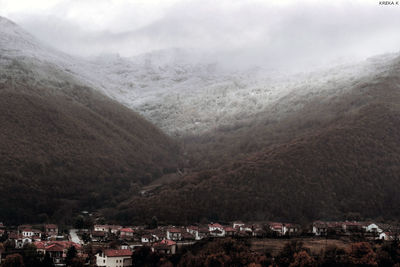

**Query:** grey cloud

left=7, top=0, right=400, bottom=70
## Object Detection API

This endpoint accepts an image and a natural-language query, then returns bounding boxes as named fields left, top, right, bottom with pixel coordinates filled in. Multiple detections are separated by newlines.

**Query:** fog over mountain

left=2, top=0, right=400, bottom=71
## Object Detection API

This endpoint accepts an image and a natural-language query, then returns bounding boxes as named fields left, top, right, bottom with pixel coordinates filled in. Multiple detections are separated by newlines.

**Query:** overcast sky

left=1, top=0, right=400, bottom=70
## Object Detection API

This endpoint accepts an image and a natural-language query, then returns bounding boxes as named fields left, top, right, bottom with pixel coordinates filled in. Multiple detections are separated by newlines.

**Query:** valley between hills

left=1, top=16, right=400, bottom=227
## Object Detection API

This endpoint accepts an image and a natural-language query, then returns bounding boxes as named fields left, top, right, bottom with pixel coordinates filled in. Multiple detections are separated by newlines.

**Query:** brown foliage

left=289, top=251, right=316, bottom=267
left=346, top=242, right=377, bottom=267
left=119, top=103, right=400, bottom=223
left=2, top=253, right=24, bottom=267
left=0, top=81, right=180, bottom=224
left=177, top=239, right=267, bottom=267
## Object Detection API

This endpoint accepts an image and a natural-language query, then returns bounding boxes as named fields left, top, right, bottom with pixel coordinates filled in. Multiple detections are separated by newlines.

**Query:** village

left=0, top=218, right=398, bottom=267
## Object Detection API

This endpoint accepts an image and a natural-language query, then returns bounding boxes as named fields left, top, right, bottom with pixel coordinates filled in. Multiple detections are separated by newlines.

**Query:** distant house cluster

left=6, top=224, right=60, bottom=249
left=0, top=223, right=88, bottom=265
left=312, top=221, right=400, bottom=240
left=88, top=220, right=302, bottom=258
left=0, top=219, right=398, bottom=266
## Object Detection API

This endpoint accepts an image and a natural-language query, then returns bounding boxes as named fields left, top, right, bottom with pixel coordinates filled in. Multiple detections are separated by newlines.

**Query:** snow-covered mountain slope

left=1, top=16, right=397, bottom=137
left=85, top=50, right=396, bottom=137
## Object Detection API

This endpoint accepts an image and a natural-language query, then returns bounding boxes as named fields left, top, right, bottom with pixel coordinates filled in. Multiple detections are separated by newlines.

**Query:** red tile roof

left=168, top=228, right=181, bottom=233
left=120, top=228, right=134, bottom=233
left=46, top=243, right=65, bottom=252
left=105, top=249, right=132, bottom=257
left=209, top=223, right=223, bottom=228
left=153, top=239, right=177, bottom=250
left=45, top=224, right=58, bottom=229
left=34, top=241, right=81, bottom=251
left=224, top=227, right=236, bottom=232
left=269, top=223, right=283, bottom=229
left=34, top=242, right=46, bottom=250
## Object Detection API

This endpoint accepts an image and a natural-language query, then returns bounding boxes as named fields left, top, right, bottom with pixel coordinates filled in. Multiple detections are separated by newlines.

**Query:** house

left=224, top=227, right=236, bottom=237
left=208, top=223, right=225, bottom=237
left=269, top=223, right=284, bottom=236
left=210, top=228, right=225, bottom=237
left=94, top=225, right=122, bottom=235
left=45, top=224, right=58, bottom=238
left=342, top=221, right=362, bottom=233
left=152, top=240, right=177, bottom=255
left=364, top=223, right=383, bottom=234
left=141, top=234, right=156, bottom=244
left=239, top=224, right=253, bottom=233
left=20, top=228, right=42, bottom=240
left=22, top=228, right=34, bottom=237
left=167, top=228, right=182, bottom=241
left=186, top=226, right=198, bottom=236
left=120, top=242, right=129, bottom=250
left=379, top=232, right=399, bottom=241
left=186, top=226, right=209, bottom=240
left=9, top=230, right=40, bottom=248
left=312, top=221, right=328, bottom=236
left=209, top=223, right=224, bottom=232
left=96, top=249, right=132, bottom=267
left=7, top=232, right=20, bottom=248
left=119, top=228, right=134, bottom=239
left=110, top=225, right=123, bottom=235
left=285, top=223, right=300, bottom=236
left=33, top=229, right=42, bottom=239
left=197, top=227, right=209, bottom=240
left=18, top=225, right=32, bottom=233
left=150, top=229, right=165, bottom=241
left=91, top=231, right=106, bottom=242
left=94, top=225, right=110, bottom=232
left=233, top=221, right=245, bottom=229
left=34, top=241, right=82, bottom=265
left=312, top=221, right=345, bottom=236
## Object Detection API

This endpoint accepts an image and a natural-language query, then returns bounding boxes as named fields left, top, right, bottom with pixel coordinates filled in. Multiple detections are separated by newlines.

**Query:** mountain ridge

left=0, top=17, right=181, bottom=224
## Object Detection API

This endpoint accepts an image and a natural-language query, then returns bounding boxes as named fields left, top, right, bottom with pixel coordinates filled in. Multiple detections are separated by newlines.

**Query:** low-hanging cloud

left=1, top=0, right=400, bottom=70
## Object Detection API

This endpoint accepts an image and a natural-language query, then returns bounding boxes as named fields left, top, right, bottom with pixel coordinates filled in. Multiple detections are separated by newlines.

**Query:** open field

left=250, top=237, right=351, bottom=256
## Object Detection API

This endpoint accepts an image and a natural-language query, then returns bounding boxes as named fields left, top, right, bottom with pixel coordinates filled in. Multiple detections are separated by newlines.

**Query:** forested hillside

left=0, top=69, right=180, bottom=225
left=110, top=58, right=400, bottom=224
left=2, top=15, right=400, bottom=226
